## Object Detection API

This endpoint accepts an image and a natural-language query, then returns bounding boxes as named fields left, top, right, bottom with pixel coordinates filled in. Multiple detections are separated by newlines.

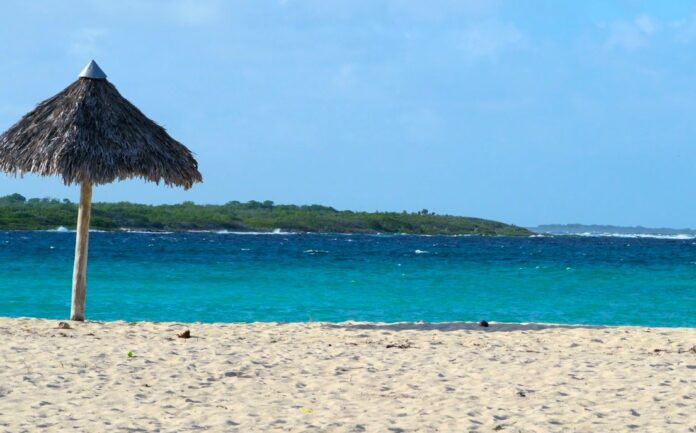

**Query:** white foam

left=120, top=230, right=174, bottom=234
left=414, top=249, right=429, bottom=254
left=214, top=229, right=297, bottom=235
left=573, top=232, right=696, bottom=240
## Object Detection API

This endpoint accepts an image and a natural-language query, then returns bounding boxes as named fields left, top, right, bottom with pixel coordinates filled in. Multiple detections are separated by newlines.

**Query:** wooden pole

left=70, top=182, right=92, bottom=321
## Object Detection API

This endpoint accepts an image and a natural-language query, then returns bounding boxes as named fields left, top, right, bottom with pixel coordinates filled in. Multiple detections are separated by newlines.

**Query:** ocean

left=0, top=231, right=694, bottom=327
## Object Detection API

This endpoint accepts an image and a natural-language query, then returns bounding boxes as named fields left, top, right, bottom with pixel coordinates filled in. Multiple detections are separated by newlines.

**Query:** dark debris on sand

left=386, top=341, right=413, bottom=349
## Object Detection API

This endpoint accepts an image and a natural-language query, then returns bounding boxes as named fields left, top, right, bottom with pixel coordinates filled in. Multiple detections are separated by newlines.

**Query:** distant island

left=0, top=193, right=531, bottom=236
left=530, top=224, right=696, bottom=236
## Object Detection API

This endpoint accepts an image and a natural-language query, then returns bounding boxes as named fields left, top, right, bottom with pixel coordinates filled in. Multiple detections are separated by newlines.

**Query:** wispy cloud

left=87, top=0, right=225, bottom=27
left=274, top=0, right=498, bottom=24
left=634, top=14, right=657, bottom=35
left=333, top=63, right=355, bottom=89
left=399, top=108, right=444, bottom=145
left=387, top=0, right=499, bottom=23
left=169, top=0, right=222, bottom=26
left=671, top=15, right=696, bottom=43
left=68, top=28, right=108, bottom=58
left=457, top=21, right=526, bottom=60
left=603, top=14, right=657, bottom=51
left=0, top=103, right=24, bottom=117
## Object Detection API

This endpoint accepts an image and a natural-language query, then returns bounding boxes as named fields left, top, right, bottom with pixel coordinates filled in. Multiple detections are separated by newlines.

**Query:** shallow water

left=0, top=231, right=694, bottom=326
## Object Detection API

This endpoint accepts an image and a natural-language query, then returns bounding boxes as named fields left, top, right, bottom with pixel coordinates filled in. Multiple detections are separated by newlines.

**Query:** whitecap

left=46, top=226, right=71, bottom=233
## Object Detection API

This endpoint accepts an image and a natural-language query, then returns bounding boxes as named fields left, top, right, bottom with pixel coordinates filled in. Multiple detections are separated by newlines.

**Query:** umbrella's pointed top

left=78, top=60, right=107, bottom=80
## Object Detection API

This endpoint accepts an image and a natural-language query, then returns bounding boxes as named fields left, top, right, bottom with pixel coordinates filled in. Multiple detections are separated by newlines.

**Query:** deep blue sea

left=0, top=231, right=694, bottom=327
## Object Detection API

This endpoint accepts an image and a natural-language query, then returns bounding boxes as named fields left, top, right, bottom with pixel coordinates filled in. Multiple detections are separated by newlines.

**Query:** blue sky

left=1, top=1, right=696, bottom=227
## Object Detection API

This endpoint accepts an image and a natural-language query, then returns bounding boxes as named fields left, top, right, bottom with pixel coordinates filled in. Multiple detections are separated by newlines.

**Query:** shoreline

left=8, top=228, right=696, bottom=244
left=2, top=228, right=525, bottom=236
left=1, top=317, right=694, bottom=432
left=3, top=315, right=696, bottom=330
left=7, top=228, right=696, bottom=241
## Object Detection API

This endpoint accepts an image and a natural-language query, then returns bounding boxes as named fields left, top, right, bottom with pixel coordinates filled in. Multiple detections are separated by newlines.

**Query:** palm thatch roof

left=0, top=61, right=202, bottom=189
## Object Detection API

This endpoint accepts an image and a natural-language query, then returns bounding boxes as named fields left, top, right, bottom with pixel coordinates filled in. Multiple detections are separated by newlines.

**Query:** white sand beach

left=0, top=317, right=694, bottom=432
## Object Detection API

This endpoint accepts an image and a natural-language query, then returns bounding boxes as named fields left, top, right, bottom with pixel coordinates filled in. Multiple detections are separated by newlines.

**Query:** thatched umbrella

left=0, top=60, right=202, bottom=321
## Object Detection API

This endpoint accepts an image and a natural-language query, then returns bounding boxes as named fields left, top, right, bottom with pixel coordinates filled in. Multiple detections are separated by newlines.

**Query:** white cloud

left=457, top=21, right=525, bottom=60
left=604, top=14, right=657, bottom=51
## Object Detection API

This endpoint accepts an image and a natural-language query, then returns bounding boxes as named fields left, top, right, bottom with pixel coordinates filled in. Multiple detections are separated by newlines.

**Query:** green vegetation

left=0, top=194, right=531, bottom=235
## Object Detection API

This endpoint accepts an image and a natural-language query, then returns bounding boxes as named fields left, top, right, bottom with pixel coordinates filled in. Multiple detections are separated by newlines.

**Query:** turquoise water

left=0, top=231, right=694, bottom=327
